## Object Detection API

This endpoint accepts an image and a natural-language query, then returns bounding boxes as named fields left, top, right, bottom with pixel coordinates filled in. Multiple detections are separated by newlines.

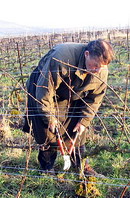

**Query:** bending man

left=23, top=39, right=114, bottom=172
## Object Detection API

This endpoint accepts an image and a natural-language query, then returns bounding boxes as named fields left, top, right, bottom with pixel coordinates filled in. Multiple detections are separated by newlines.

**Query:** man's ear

left=84, top=50, right=89, bottom=58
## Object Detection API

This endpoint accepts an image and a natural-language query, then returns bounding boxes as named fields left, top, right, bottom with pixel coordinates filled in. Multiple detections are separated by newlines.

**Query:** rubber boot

left=38, top=147, right=57, bottom=171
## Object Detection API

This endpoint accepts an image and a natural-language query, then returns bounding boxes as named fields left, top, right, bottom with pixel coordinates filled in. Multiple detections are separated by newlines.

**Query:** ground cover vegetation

left=0, top=28, right=130, bottom=197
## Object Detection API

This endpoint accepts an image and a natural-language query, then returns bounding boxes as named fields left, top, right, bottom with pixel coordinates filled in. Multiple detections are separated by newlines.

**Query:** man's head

left=84, top=39, right=114, bottom=73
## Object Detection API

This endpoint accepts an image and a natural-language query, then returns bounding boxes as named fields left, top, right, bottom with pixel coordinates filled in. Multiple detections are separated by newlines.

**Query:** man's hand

left=73, top=122, right=86, bottom=134
left=49, top=120, right=58, bottom=133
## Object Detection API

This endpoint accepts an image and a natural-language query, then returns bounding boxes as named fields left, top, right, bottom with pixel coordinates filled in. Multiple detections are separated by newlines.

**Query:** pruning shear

left=55, top=127, right=79, bottom=171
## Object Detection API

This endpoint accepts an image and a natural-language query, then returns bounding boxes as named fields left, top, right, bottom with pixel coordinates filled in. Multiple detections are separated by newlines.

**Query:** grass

left=0, top=36, right=130, bottom=197
left=0, top=128, right=130, bottom=197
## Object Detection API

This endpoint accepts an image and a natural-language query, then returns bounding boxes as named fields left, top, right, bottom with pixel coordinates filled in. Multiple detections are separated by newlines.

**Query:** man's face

left=85, top=51, right=107, bottom=73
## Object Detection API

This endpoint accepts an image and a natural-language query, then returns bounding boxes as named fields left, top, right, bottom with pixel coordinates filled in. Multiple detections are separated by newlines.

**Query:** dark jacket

left=23, top=43, right=108, bottom=147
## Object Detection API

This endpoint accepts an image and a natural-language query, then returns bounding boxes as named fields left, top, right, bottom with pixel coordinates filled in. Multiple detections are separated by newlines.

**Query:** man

left=23, top=39, right=114, bottom=172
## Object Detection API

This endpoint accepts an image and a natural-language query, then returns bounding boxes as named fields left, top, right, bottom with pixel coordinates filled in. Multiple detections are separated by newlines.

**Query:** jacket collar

left=75, top=69, right=88, bottom=81
left=75, top=47, right=88, bottom=81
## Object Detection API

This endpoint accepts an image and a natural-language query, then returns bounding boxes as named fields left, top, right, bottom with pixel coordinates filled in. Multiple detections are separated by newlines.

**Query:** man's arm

left=79, top=82, right=107, bottom=128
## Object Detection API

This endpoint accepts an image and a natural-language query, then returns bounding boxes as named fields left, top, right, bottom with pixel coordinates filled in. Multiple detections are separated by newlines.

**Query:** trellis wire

left=0, top=113, right=130, bottom=119
left=0, top=171, right=129, bottom=188
left=1, top=166, right=130, bottom=182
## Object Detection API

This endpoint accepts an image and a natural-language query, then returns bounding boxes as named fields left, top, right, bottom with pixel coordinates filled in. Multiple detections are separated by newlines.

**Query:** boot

left=38, top=147, right=57, bottom=171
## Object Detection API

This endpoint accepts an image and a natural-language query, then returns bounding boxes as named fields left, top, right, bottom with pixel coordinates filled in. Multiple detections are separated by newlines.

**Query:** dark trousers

left=38, top=144, right=86, bottom=171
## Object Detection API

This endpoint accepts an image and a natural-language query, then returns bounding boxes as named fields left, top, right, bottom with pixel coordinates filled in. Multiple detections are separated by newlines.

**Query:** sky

left=0, top=0, right=130, bottom=29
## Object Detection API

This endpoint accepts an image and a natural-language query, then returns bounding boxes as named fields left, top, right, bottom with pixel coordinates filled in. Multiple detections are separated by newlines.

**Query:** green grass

left=0, top=128, right=129, bottom=197
left=0, top=37, right=130, bottom=197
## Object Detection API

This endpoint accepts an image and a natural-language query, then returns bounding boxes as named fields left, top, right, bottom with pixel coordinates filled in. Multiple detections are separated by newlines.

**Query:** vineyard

left=0, top=28, right=130, bottom=198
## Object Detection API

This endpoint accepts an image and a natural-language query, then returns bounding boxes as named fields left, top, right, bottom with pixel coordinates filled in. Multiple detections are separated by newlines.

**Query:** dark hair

left=86, top=39, right=114, bottom=64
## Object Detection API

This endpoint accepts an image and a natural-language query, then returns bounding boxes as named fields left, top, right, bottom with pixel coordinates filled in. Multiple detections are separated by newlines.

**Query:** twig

left=52, top=57, right=130, bottom=113
left=16, top=42, right=24, bottom=87
left=120, top=181, right=130, bottom=198
left=0, top=69, right=43, bottom=106
left=16, top=127, right=32, bottom=198
left=105, top=95, right=130, bottom=145
left=58, top=73, right=117, bottom=147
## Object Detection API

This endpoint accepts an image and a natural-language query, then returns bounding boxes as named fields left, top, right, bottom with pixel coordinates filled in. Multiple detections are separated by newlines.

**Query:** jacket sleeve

left=35, top=54, right=67, bottom=126
left=79, top=75, right=108, bottom=128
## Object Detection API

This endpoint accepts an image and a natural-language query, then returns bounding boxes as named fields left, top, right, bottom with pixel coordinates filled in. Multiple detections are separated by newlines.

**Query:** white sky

left=0, top=0, right=130, bottom=28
